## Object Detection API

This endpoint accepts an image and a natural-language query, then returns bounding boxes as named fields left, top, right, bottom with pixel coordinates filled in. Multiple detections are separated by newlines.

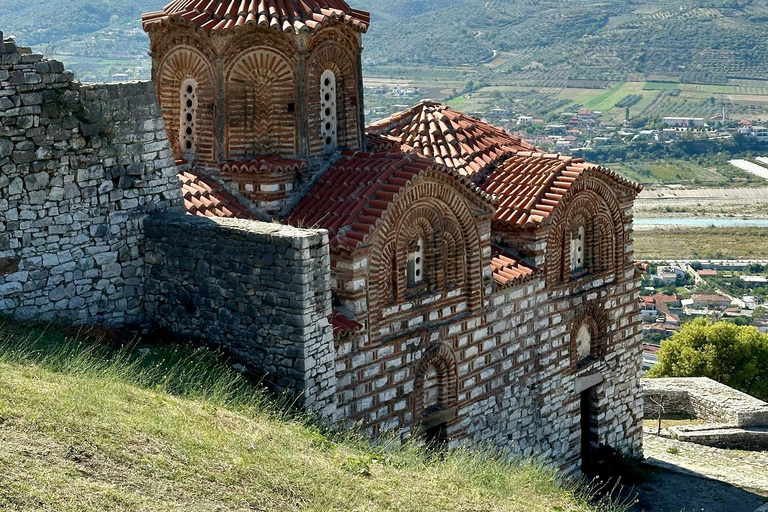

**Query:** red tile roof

left=179, top=171, right=259, bottom=220
left=480, top=152, right=642, bottom=228
left=490, top=246, right=541, bottom=287
left=331, top=309, right=363, bottom=337
left=220, top=156, right=305, bottom=174
left=287, top=151, right=490, bottom=250
left=366, top=101, right=534, bottom=176
left=143, top=0, right=370, bottom=34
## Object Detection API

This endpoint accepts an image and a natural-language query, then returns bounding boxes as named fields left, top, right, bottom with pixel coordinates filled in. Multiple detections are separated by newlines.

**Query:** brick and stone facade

left=1, top=0, right=646, bottom=477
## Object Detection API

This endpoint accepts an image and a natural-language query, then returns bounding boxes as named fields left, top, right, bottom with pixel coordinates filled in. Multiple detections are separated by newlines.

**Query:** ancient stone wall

left=0, top=33, right=181, bottom=326
left=143, top=213, right=336, bottom=418
left=643, top=377, right=768, bottom=427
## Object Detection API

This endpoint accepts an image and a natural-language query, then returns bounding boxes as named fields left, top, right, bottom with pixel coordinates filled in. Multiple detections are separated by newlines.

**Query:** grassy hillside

left=0, top=323, right=627, bottom=512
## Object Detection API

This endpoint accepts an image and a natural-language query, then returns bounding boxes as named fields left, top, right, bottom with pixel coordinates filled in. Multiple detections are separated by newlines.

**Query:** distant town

left=640, top=259, right=768, bottom=369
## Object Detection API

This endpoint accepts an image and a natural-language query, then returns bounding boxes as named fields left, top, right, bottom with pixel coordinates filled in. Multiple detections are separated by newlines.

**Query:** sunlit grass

left=0, top=323, right=630, bottom=512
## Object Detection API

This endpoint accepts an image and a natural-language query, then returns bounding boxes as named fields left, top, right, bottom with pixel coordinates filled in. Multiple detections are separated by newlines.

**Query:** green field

left=385, top=77, right=768, bottom=126
left=606, top=159, right=762, bottom=187
left=584, top=82, right=627, bottom=110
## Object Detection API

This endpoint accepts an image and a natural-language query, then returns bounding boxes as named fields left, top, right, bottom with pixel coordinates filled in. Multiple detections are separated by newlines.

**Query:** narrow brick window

left=407, top=237, right=424, bottom=287
left=320, top=70, right=338, bottom=151
left=570, top=225, right=585, bottom=272
left=180, top=78, right=198, bottom=154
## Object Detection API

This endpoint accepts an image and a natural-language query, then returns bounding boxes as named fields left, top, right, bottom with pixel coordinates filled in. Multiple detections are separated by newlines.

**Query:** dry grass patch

left=0, top=324, right=628, bottom=512
left=634, top=227, right=768, bottom=260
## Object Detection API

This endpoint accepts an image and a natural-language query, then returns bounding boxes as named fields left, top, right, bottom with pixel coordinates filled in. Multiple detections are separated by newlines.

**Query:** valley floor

left=635, top=187, right=768, bottom=220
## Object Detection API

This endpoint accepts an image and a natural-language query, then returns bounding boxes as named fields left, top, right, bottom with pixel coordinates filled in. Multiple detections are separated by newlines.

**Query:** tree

left=647, top=318, right=768, bottom=401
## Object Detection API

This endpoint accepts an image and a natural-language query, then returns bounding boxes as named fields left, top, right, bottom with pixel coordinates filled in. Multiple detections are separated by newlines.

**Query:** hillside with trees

left=1, top=0, right=768, bottom=85
left=351, top=0, right=768, bottom=85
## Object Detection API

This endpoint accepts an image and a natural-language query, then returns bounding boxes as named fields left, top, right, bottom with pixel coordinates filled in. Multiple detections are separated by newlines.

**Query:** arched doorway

left=414, top=343, right=457, bottom=447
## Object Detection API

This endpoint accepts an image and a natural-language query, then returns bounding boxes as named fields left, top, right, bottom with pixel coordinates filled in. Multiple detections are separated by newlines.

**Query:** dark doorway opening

left=580, top=387, right=599, bottom=474
left=424, top=422, right=448, bottom=448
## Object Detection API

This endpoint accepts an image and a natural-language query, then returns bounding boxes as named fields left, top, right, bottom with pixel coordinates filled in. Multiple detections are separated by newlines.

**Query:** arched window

left=422, top=365, right=441, bottom=416
left=320, top=69, right=338, bottom=151
left=180, top=78, right=198, bottom=154
left=571, top=225, right=586, bottom=273
left=407, top=237, right=425, bottom=286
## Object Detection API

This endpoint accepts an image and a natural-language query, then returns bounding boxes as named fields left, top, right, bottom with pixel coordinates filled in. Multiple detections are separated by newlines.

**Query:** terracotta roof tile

left=480, top=153, right=642, bottom=228
left=143, top=0, right=370, bottom=34
left=331, top=309, right=363, bottom=337
left=366, top=101, right=534, bottom=176
left=490, top=246, right=541, bottom=287
left=179, top=171, right=259, bottom=220
left=287, top=151, right=490, bottom=250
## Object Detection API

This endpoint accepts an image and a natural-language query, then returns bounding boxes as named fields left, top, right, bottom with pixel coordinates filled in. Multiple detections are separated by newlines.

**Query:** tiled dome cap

left=142, top=0, right=370, bottom=34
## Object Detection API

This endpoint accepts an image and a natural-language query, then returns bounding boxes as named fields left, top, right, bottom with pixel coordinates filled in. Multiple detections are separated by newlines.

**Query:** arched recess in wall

left=366, top=176, right=484, bottom=316
left=413, top=342, right=458, bottom=421
left=226, top=48, right=297, bottom=159
left=306, top=42, right=359, bottom=155
left=545, top=177, right=624, bottom=285
left=570, top=302, right=610, bottom=368
left=157, top=45, right=216, bottom=164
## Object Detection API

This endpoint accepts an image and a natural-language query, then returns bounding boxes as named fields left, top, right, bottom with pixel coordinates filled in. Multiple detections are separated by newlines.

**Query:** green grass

left=606, top=159, right=746, bottom=186
left=584, top=83, right=627, bottom=111
left=0, top=323, right=628, bottom=512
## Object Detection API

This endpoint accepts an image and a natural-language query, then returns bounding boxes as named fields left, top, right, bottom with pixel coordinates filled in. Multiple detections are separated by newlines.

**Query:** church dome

left=142, top=0, right=370, bottom=34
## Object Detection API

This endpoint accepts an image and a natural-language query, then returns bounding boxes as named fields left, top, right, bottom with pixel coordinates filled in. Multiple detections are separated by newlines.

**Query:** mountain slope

left=351, top=0, right=768, bottom=83
left=2, top=0, right=766, bottom=84
left=0, top=324, right=620, bottom=512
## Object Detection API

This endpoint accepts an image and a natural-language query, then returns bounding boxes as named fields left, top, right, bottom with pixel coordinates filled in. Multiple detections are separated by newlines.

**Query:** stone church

left=0, top=0, right=643, bottom=474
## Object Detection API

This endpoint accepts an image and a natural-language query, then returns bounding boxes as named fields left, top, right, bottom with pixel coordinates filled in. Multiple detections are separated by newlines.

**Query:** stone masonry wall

left=643, top=377, right=768, bottom=427
left=0, top=33, right=181, bottom=325
left=143, top=213, right=336, bottom=418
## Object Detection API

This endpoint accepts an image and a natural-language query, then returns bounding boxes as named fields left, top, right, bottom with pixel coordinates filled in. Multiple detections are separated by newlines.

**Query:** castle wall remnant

left=143, top=213, right=336, bottom=416
left=0, top=32, right=181, bottom=325
left=643, top=377, right=768, bottom=450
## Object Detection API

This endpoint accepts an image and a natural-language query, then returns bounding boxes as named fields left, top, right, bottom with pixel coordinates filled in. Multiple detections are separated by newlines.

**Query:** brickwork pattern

left=156, top=41, right=217, bottom=165
left=147, top=22, right=362, bottom=168
left=0, top=34, right=181, bottom=326
left=329, top=165, right=643, bottom=473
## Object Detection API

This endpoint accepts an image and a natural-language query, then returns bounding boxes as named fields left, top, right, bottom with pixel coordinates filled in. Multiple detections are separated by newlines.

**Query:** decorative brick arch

left=413, top=342, right=458, bottom=420
left=307, top=41, right=359, bottom=154
left=366, top=173, right=488, bottom=314
left=156, top=45, right=216, bottom=164
left=570, top=302, right=610, bottom=369
left=226, top=48, right=297, bottom=158
left=546, top=173, right=626, bottom=285
left=394, top=205, right=443, bottom=294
